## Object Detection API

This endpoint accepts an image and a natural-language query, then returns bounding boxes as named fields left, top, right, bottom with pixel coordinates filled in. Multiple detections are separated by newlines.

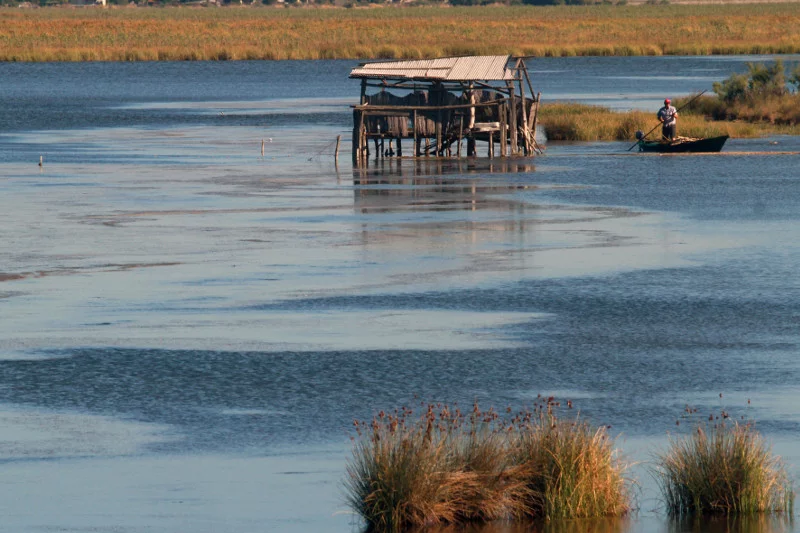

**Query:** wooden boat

left=637, top=135, right=729, bottom=153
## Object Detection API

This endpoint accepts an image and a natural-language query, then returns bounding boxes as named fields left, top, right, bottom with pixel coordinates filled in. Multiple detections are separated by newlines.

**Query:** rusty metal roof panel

left=349, top=56, right=513, bottom=82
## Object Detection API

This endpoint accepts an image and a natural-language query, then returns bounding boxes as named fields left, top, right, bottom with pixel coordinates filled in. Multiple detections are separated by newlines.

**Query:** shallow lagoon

left=1, top=57, right=800, bottom=532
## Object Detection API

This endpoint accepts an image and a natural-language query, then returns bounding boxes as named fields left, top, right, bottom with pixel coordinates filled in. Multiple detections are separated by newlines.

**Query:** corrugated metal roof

left=350, top=55, right=513, bottom=82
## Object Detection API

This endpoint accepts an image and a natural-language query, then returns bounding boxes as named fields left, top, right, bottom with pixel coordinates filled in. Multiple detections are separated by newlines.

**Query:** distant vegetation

left=681, top=60, right=800, bottom=126
left=345, top=399, right=630, bottom=530
left=1, top=5, right=800, bottom=61
left=539, top=60, right=800, bottom=142
left=538, top=102, right=799, bottom=142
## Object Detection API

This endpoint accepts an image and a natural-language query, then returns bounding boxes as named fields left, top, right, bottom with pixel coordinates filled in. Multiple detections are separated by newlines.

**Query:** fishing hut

left=350, top=55, right=540, bottom=165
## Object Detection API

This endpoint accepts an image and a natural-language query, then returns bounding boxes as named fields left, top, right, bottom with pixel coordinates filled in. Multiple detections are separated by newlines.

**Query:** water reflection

left=353, top=156, right=536, bottom=181
left=352, top=157, right=537, bottom=215
left=422, top=517, right=630, bottom=533
left=666, top=515, right=794, bottom=533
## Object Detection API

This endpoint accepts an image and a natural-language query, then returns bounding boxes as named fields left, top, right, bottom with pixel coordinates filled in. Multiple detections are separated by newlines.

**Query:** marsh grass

left=538, top=102, right=800, bottom=141
left=345, top=399, right=630, bottom=531
left=2, top=5, right=800, bottom=62
left=654, top=420, right=794, bottom=516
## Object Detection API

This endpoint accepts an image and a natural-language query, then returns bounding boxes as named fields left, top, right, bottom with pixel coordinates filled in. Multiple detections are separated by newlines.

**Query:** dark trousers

left=662, top=123, right=676, bottom=140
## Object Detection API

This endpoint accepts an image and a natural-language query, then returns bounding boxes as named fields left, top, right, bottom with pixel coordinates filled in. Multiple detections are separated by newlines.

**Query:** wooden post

left=334, top=135, right=341, bottom=162
left=509, top=85, right=518, bottom=156
left=517, top=71, right=530, bottom=155
left=499, top=103, right=507, bottom=157
left=531, top=92, right=542, bottom=153
left=457, top=116, right=463, bottom=157
left=413, top=110, right=418, bottom=156
left=434, top=84, right=442, bottom=156
left=352, top=109, right=361, bottom=165
left=488, top=131, right=493, bottom=158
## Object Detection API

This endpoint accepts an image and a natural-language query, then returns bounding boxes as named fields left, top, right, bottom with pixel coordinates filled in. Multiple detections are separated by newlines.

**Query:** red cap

left=665, top=98, right=671, bottom=104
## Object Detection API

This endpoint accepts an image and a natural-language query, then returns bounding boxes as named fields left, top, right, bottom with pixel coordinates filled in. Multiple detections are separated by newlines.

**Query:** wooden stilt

left=412, top=110, right=418, bottom=156
left=531, top=92, right=542, bottom=154
left=509, top=85, right=518, bottom=155
left=499, top=103, right=507, bottom=157
left=457, top=116, right=463, bottom=157
left=352, top=109, right=361, bottom=165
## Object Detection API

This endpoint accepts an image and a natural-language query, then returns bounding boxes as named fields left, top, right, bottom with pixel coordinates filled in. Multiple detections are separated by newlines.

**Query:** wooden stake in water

left=39, top=155, right=43, bottom=167
left=261, top=139, right=265, bottom=157
left=334, top=135, right=341, bottom=162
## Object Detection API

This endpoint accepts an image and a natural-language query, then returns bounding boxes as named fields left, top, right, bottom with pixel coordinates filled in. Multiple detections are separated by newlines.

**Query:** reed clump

left=344, top=398, right=630, bottom=531
left=538, top=102, right=800, bottom=142
left=654, top=419, right=794, bottom=516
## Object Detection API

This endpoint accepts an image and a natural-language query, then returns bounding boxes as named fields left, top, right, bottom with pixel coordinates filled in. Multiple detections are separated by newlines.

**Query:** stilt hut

left=350, top=55, right=540, bottom=165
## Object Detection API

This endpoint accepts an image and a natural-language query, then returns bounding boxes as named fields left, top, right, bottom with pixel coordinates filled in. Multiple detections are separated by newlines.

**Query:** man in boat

left=657, top=98, right=678, bottom=141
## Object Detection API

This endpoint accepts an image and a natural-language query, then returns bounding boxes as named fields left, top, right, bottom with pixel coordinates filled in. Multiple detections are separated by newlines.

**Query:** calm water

left=1, top=56, right=800, bottom=532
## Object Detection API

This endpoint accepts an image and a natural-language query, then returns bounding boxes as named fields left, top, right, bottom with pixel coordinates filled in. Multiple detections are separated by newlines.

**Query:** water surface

left=1, top=56, right=800, bottom=533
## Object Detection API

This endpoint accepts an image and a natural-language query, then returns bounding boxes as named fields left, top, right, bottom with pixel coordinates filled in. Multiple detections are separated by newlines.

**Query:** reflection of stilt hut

left=350, top=55, right=540, bottom=165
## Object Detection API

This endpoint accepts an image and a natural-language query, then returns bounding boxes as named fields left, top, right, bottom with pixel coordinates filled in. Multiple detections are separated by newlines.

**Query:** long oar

left=627, top=90, right=708, bottom=151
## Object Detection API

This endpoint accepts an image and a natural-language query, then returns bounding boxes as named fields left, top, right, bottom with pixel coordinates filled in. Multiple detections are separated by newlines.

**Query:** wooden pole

left=531, top=92, right=542, bottom=154
left=517, top=72, right=530, bottom=156
left=352, top=110, right=361, bottom=165
left=499, top=103, right=507, bottom=157
left=414, top=109, right=419, bottom=157
left=457, top=116, right=463, bottom=157
left=334, top=135, right=341, bottom=162
left=508, top=85, right=518, bottom=155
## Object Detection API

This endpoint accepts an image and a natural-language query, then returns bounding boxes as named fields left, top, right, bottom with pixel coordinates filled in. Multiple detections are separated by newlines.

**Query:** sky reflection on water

left=1, top=57, right=800, bottom=532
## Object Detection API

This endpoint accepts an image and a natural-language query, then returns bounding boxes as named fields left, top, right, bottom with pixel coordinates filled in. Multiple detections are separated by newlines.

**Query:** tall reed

left=654, top=421, right=794, bottom=516
left=344, top=399, right=630, bottom=531
left=513, top=413, right=630, bottom=519
left=538, top=102, right=800, bottom=141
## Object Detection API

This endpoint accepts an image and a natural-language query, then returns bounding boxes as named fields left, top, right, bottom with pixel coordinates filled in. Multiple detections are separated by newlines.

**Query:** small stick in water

left=39, top=155, right=43, bottom=167
left=261, top=139, right=265, bottom=157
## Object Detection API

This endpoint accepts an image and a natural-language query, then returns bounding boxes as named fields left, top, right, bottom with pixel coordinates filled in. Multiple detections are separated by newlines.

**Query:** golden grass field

left=2, top=4, right=800, bottom=61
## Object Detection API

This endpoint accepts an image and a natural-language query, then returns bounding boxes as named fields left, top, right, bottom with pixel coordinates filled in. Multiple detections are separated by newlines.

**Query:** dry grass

left=344, top=398, right=630, bottom=531
left=654, top=420, right=794, bottom=516
left=2, top=4, right=800, bottom=61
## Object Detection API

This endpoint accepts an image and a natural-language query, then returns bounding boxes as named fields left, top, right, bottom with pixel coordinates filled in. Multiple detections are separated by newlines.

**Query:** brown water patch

left=0, top=263, right=180, bottom=283
left=0, top=273, right=28, bottom=282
